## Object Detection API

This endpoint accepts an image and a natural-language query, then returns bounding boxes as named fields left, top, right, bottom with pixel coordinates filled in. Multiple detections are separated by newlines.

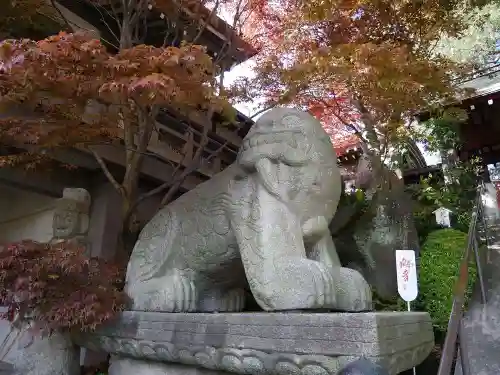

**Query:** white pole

left=408, top=301, right=417, bottom=375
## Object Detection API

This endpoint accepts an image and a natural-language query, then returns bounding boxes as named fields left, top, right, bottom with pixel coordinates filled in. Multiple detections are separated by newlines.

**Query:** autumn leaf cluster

left=0, top=240, right=127, bottom=333
left=236, top=0, right=477, bottom=152
left=0, top=31, right=233, bottom=167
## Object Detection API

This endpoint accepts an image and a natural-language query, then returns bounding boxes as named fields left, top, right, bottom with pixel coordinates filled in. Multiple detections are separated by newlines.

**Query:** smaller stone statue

left=331, top=155, right=420, bottom=299
left=52, top=188, right=91, bottom=252
left=52, top=188, right=91, bottom=239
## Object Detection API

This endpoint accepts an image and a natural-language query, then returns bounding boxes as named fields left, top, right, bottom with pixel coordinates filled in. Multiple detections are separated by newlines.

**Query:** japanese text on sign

left=395, top=250, right=418, bottom=302
left=399, top=258, right=415, bottom=285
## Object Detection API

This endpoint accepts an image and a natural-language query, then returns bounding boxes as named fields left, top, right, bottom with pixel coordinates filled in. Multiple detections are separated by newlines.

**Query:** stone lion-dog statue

left=125, top=108, right=372, bottom=312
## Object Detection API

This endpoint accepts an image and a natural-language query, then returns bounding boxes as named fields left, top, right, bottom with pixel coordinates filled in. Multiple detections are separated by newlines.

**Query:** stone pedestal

left=74, top=311, right=434, bottom=375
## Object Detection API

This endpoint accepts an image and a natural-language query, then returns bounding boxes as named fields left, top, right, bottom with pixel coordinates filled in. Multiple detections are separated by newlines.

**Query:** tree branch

left=250, top=104, right=276, bottom=119
left=213, top=0, right=245, bottom=66
left=352, top=95, right=381, bottom=151
left=89, top=147, right=124, bottom=196
left=129, top=140, right=192, bottom=211
left=192, top=0, right=219, bottom=44
left=48, top=0, right=72, bottom=31
left=88, top=1, right=121, bottom=45
left=159, top=108, right=215, bottom=207
left=130, top=116, right=236, bottom=217
left=121, top=103, right=156, bottom=204
left=314, top=96, right=369, bottom=145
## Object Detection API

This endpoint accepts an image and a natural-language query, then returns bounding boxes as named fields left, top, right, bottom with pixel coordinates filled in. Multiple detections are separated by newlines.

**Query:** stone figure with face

left=125, top=108, right=372, bottom=312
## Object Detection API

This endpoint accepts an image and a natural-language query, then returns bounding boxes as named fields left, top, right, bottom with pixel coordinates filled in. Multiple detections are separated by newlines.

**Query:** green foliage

left=418, top=229, right=476, bottom=333
left=435, top=2, right=500, bottom=66
left=407, top=157, right=481, bottom=235
left=410, top=200, right=443, bottom=243
left=412, top=107, right=468, bottom=153
left=408, top=109, right=481, bottom=238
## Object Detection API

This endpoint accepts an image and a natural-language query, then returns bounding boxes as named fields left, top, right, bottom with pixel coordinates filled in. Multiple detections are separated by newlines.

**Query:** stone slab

left=75, top=312, right=434, bottom=375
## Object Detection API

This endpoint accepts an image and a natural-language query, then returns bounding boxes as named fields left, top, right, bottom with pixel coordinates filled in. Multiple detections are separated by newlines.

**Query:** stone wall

left=0, top=185, right=56, bottom=243
left=87, top=181, right=164, bottom=260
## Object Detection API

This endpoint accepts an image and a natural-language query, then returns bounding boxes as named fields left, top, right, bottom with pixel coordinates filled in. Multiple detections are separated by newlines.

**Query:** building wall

left=0, top=184, right=57, bottom=243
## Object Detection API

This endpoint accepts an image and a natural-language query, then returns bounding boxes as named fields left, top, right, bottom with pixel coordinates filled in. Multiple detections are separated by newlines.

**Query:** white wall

left=0, top=185, right=57, bottom=243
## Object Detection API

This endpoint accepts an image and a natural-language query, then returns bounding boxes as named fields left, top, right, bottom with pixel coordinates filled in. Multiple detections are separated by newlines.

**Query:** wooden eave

left=55, top=0, right=257, bottom=67
left=152, top=0, right=258, bottom=64
left=75, top=107, right=253, bottom=189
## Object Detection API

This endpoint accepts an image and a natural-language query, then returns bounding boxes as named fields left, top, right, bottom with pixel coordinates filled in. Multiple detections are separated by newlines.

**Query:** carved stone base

left=74, top=311, right=434, bottom=375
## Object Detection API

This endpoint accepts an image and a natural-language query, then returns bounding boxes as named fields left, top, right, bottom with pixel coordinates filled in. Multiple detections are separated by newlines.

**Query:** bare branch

left=131, top=121, right=236, bottom=218
left=88, top=1, right=121, bottom=45
left=315, top=96, right=369, bottom=145
left=352, top=95, right=381, bottom=151
left=89, top=147, right=124, bottom=196
left=132, top=141, right=192, bottom=207
left=250, top=104, right=275, bottom=119
left=129, top=0, right=149, bottom=36
left=192, top=0, right=219, bottom=44
left=159, top=108, right=215, bottom=206
left=213, top=0, right=245, bottom=65
left=109, top=0, right=123, bottom=28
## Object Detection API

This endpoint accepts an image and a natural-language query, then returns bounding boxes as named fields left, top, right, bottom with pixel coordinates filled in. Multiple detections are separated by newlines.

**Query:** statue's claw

left=220, top=288, right=246, bottom=312
left=332, top=267, right=372, bottom=311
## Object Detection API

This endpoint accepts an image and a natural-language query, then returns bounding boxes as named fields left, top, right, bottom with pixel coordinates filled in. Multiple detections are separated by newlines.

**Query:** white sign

left=395, top=250, right=418, bottom=302
left=433, top=207, right=452, bottom=228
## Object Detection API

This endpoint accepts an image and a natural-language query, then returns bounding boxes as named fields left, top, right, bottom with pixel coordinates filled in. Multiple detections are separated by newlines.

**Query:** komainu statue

left=330, top=155, right=420, bottom=300
left=125, top=108, right=372, bottom=312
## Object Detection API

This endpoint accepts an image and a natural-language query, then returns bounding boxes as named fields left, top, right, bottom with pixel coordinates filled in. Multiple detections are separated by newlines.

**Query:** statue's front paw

left=249, top=258, right=338, bottom=311
left=333, top=267, right=372, bottom=311
left=127, top=272, right=198, bottom=312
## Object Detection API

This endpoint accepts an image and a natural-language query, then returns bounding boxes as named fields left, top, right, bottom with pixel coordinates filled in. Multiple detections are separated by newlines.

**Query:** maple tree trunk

left=113, top=196, right=143, bottom=273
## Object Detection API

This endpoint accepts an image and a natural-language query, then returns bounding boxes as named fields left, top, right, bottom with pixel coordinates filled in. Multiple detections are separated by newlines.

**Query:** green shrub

left=418, top=229, right=476, bottom=333
left=411, top=201, right=443, bottom=244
